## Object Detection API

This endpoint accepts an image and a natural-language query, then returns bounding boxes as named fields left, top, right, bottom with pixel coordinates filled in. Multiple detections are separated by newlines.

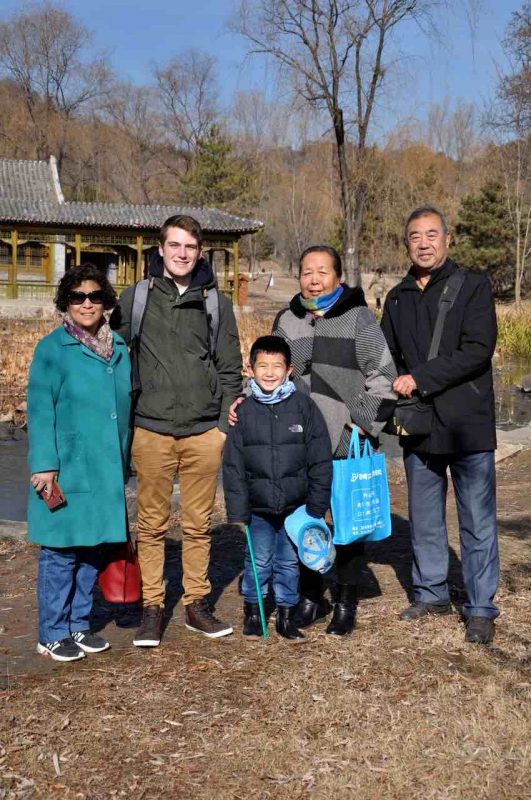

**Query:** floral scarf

left=63, top=313, right=114, bottom=361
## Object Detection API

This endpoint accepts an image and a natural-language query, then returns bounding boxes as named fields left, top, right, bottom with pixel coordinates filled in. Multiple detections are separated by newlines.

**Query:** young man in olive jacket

left=111, top=215, right=242, bottom=645
left=381, top=205, right=499, bottom=645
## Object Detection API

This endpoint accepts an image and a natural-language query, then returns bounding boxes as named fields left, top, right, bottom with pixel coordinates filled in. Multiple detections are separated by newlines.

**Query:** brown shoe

left=185, top=598, right=233, bottom=638
left=133, top=605, right=163, bottom=647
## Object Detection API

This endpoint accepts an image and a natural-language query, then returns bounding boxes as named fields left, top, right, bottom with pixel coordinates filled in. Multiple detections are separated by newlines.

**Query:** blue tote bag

left=331, top=430, right=392, bottom=545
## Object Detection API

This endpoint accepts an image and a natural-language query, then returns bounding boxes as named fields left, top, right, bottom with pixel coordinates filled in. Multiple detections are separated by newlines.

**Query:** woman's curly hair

left=55, top=263, right=117, bottom=312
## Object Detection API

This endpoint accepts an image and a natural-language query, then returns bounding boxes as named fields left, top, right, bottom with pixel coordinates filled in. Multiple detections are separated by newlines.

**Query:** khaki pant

left=132, top=426, right=225, bottom=607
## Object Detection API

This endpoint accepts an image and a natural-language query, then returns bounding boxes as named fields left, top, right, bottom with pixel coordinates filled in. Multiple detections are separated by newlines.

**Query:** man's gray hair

left=404, top=206, right=449, bottom=246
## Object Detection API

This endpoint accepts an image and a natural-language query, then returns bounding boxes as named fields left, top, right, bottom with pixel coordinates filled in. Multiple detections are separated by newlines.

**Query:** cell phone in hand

left=41, top=482, right=66, bottom=510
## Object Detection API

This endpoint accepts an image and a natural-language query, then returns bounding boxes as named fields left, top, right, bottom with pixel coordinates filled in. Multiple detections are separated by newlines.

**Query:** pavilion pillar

left=232, top=240, right=239, bottom=306
left=47, top=240, right=54, bottom=283
left=136, top=235, right=144, bottom=282
left=74, top=233, right=82, bottom=266
left=8, top=229, right=18, bottom=299
left=224, top=249, right=230, bottom=293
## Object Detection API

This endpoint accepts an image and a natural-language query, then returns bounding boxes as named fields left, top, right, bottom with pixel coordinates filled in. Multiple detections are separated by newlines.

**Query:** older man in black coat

left=381, top=205, right=499, bottom=645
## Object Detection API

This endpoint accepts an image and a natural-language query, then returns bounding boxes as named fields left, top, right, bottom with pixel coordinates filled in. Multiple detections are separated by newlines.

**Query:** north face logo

left=289, top=424, right=303, bottom=433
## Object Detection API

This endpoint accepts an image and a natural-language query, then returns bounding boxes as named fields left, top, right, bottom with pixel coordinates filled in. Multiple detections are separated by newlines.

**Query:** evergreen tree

left=452, top=180, right=514, bottom=293
left=180, top=125, right=257, bottom=215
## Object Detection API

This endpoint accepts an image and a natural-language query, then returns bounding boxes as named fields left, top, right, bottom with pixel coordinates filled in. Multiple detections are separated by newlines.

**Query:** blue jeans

left=242, top=514, right=300, bottom=608
left=404, top=450, right=499, bottom=619
left=37, top=546, right=101, bottom=643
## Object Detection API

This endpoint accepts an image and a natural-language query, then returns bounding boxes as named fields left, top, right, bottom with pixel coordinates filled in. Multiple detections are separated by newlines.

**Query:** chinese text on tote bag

left=331, top=430, right=392, bottom=545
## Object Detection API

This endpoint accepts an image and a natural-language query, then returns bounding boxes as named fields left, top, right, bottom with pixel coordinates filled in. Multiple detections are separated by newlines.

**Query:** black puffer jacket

left=222, top=391, right=332, bottom=523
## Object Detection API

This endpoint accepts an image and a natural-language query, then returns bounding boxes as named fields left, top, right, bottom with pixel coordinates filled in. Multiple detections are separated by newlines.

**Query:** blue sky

left=0, top=0, right=523, bottom=133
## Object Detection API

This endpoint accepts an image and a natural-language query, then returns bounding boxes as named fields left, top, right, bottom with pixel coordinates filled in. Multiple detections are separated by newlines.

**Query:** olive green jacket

left=111, top=262, right=242, bottom=436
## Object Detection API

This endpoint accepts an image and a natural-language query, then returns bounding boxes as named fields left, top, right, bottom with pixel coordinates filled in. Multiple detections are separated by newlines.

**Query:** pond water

left=494, top=359, right=531, bottom=429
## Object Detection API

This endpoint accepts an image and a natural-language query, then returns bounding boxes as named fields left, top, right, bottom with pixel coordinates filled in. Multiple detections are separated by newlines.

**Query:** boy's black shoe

left=134, top=605, right=163, bottom=647
left=295, top=596, right=328, bottom=628
left=37, top=638, right=85, bottom=662
left=243, top=603, right=264, bottom=639
left=400, top=601, right=453, bottom=621
left=326, top=584, right=357, bottom=636
left=71, top=630, right=110, bottom=653
left=276, top=606, right=305, bottom=642
left=465, top=616, right=494, bottom=644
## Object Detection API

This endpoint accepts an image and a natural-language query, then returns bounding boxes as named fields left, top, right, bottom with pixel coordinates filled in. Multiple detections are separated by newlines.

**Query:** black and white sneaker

left=37, top=638, right=86, bottom=662
left=71, top=630, right=110, bottom=653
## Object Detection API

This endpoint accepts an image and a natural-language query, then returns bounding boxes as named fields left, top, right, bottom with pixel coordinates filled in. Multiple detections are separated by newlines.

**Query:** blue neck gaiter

left=249, top=377, right=297, bottom=405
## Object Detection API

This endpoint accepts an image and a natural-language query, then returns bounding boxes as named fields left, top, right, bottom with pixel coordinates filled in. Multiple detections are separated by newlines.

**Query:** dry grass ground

left=0, top=287, right=529, bottom=798
left=1, top=451, right=530, bottom=800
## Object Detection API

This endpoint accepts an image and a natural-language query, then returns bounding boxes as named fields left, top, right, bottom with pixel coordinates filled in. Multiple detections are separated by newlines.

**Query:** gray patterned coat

left=272, top=286, right=397, bottom=452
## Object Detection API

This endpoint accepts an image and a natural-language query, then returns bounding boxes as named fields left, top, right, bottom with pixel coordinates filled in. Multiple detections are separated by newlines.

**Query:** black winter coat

left=381, top=259, right=497, bottom=454
left=222, top=391, right=332, bottom=523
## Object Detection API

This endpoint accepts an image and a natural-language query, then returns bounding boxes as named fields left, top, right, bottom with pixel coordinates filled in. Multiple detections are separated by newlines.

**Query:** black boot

left=295, top=596, right=329, bottom=628
left=326, top=585, right=357, bottom=636
left=243, top=603, right=263, bottom=639
left=276, top=607, right=305, bottom=642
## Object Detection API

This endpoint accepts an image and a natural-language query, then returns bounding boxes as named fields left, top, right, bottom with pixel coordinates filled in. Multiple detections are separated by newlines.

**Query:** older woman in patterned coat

left=272, top=245, right=397, bottom=635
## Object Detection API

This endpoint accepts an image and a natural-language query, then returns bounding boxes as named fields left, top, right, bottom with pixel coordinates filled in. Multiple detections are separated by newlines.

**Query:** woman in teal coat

left=27, top=264, right=132, bottom=662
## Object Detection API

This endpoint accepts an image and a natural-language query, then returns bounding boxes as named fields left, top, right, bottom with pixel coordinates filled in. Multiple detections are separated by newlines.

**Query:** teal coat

left=27, top=326, right=132, bottom=548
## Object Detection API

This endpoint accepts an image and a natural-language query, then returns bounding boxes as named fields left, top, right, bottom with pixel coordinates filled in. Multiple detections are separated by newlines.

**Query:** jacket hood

left=150, top=255, right=217, bottom=293
left=289, top=283, right=367, bottom=318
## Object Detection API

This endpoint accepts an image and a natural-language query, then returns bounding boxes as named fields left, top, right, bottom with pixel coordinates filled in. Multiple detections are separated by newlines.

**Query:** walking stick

left=244, top=524, right=269, bottom=639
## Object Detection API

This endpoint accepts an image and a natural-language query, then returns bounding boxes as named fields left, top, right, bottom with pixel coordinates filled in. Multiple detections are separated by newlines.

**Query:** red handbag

left=98, top=540, right=142, bottom=604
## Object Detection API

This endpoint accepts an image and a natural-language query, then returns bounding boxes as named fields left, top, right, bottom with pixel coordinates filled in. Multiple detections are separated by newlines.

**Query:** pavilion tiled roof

left=0, top=157, right=263, bottom=235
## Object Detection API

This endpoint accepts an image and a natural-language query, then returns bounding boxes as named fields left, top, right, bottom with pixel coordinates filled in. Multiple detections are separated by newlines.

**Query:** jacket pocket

left=56, top=433, right=91, bottom=493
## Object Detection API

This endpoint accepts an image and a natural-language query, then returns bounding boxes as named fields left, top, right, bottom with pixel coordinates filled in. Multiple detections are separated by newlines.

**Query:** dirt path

left=1, top=452, right=529, bottom=799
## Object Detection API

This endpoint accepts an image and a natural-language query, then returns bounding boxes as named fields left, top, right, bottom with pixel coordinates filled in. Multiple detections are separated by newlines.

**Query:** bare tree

left=486, top=3, right=530, bottom=305
left=154, top=49, right=219, bottom=167
left=0, top=1, right=111, bottom=163
left=427, top=98, right=478, bottom=166
left=102, top=82, right=164, bottom=203
left=235, top=0, right=444, bottom=285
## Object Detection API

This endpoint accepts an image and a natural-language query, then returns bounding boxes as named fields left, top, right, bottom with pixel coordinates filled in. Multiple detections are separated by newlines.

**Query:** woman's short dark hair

left=55, top=263, right=117, bottom=312
left=298, top=245, right=342, bottom=278
left=250, top=335, right=292, bottom=367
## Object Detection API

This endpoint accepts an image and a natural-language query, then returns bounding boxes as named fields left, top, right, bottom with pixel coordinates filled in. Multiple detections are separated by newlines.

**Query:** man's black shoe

left=465, top=616, right=494, bottom=644
left=295, top=596, right=328, bottom=629
left=400, top=601, right=453, bottom=621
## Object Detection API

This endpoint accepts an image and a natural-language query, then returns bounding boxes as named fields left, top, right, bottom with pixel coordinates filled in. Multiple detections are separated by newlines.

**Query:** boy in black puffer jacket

left=223, top=336, right=332, bottom=642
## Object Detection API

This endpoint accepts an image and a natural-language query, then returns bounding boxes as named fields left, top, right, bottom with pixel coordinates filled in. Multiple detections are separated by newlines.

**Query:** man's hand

left=228, top=396, right=245, bottom=427
left=393, top=374, right=418, bottom=398
left=31, top=471, right=58, bottom=495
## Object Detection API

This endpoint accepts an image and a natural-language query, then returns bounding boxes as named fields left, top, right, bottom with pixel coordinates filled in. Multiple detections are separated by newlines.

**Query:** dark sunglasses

left=68, top=290, right=104, bottom=305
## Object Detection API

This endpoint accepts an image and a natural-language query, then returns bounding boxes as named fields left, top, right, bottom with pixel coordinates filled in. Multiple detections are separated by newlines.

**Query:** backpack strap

left=131, top=278, right=153, bottom=341
left=130, top=278, right=153, bottom=396
left=427, top=270, right=467, bottom=360
left=204, top=286, right=220, bottom=359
